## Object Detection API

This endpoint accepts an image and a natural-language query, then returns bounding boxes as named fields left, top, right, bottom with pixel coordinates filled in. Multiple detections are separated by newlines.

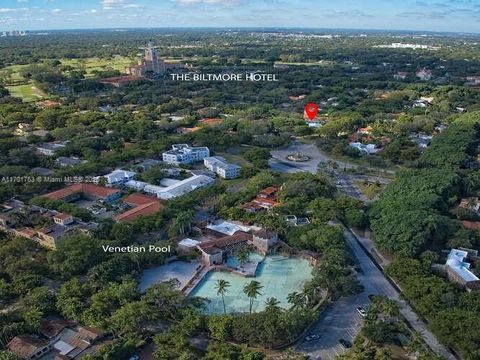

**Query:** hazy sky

left=1, top=0, right=480, bottom=33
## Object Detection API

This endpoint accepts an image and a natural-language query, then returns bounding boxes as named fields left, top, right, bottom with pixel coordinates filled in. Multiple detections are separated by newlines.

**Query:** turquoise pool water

left=189, top=255, right=312, bottom=314
left=225, top=251, right=264, bottom=269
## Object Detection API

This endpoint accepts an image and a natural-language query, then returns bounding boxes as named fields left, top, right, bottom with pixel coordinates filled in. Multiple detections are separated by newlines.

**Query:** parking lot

left=296, top=295, right=368, bottom=360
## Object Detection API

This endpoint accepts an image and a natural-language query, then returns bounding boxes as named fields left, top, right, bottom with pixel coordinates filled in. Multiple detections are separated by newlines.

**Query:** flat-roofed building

left=55, top=156, right=86, bottom=168
left=162, top=144, right=210, bottom=165
left=156, top=175, right=214, bottom=200
left=204, top=156, right=241, bottom=179
left=36, top=142, right=67, bottom=156
left=446, top=249, right=480, bottom=292
left=94, top=169, right=136, bottom=186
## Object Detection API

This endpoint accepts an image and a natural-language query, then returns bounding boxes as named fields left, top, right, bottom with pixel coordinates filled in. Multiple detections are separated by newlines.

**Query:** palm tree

left=287, top=291, right=304, bottom=310
left=243, top=280, right=263, bottom=313
left=265, top=297, right=281, bottom=313
left=172, top=210, right=195, bottom=235
left=215, top=279, right=230, bottom=315
left=236, top=246, right=249, bottom=270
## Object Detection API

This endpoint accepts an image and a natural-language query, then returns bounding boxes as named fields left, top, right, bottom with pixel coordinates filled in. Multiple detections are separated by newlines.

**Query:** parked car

left=305, top=334, right=321, bottom=341
left=339, top=338, right=352, bottom=348
left=356, top=307, right=367, bottom=317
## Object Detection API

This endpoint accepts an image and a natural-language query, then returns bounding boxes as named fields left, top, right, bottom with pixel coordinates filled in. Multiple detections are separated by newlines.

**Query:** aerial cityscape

left=0, top=1, right=479, bottom=360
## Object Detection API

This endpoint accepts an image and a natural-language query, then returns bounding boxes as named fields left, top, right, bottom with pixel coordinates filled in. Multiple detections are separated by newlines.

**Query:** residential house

left=55, top=157, right=86, bottom=168
left=393, top=72, right=408, bottom=80
left=416, top=68, right=433, bottom=81
left=465, top=76, right=480, bottom=86
left=36, top=142, right=67, bottom=156
left=7, top=335, right=51, bottom=360
left=356, top=126, right=373, bottom=135
left=14, top=123, right=33, bottom=136
left=459, top=197, right=480, bottom=214
left=7, top=318, right=103, bottom=360
left=410, top=133, right=433, bottom=149
left=199, top=118, right=224, bottom=126
left=241, top=186, right=280, bottom=213
left=0, top=200, right=97, bottom=249
left=445, top=249, right=480, bottom=292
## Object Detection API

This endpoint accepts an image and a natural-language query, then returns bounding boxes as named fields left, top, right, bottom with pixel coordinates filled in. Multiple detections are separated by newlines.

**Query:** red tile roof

left=113, top=193, right=163, bottom=222
left=198, top=232, right=251, bottom=254
left=258, top=186, right=280, bottom=198
left=253, top=197, right=279, bottom=207
left=54, top=212, right=72, bottom=221
left=240, top=202, right=264, bottom=211
left=199, top=118, right=224, bottom=125
left=7, top=335, right=48, bottom=359
left=40, top=318, right=70, bottom=338
left=462, top=221, right=480, bottom=229
left=466, top=280, right=480, bottom=291
left=43, top=183, right=120, bottom=201
left=122, top=193, right=158, bottom=206
left=15, top=228, right=37, bottom=238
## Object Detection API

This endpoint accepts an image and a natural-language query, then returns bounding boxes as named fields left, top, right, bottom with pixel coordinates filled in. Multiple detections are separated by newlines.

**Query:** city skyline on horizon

left=1, top=0, right=480, bottom=34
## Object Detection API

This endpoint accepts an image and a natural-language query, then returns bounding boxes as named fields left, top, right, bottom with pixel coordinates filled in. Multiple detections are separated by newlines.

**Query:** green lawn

left=217, top=153, right=252, bottom=167
left=6, top=83, right=45, bottom=102
left=1, top=56, right=136, bottom=82
left=60, top=56, right=135, bottom=77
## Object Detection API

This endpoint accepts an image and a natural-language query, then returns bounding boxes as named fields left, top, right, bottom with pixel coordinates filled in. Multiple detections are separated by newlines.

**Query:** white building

left=125, top=175, right=214, bottom=200
left=156, top=175, right=214, bottom=199
left=204, top=156, right=241, bottom=179
left=162, top=144, right=210, bottom=165
left=305, top=120, right=323, bottom=128
left=349, top=142, right=380, bottom=155
left=446, top=249, right=480, bottom=290
left=124, top=180, right=148, bottom=191
left=416, top=68, right=432, bottom=81
left=95, top=169, right=136, bottom=186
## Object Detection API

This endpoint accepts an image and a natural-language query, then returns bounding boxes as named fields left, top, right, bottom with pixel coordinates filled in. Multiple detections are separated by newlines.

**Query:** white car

left=356, top=307, right=367, bottom=317
left=305, top=334, right=320, bottom=341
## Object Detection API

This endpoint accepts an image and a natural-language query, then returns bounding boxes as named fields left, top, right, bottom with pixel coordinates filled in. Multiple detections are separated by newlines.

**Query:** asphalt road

left=295, top=230, right=456, bottom=360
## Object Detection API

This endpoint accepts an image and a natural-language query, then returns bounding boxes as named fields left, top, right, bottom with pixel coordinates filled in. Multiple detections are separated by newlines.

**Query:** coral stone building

left=126, top=41, right=185, bottom=77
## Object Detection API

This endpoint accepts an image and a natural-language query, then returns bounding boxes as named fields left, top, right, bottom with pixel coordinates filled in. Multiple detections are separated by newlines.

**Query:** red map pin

left=304, top=102, right=319, bottom=121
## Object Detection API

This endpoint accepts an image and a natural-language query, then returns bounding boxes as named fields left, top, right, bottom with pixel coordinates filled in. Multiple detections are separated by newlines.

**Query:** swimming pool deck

left=189, top=255, right=313, bottom=314
left=139, top=260, right=201, bottom=292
